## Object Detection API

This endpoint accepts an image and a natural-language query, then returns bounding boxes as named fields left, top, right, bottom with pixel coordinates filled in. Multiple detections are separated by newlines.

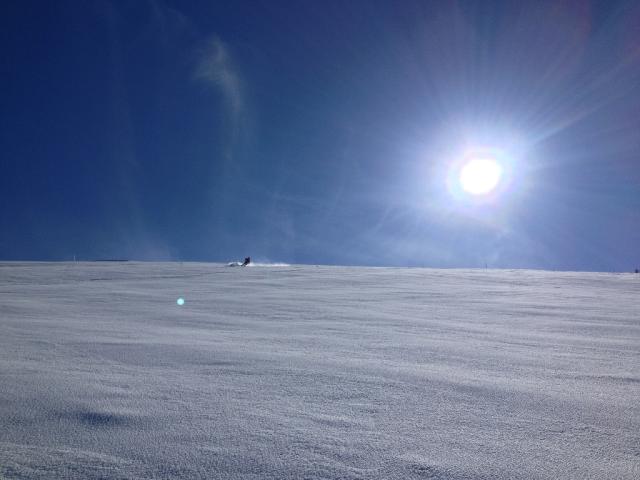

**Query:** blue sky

left=1, top=0, right=639, bottom=270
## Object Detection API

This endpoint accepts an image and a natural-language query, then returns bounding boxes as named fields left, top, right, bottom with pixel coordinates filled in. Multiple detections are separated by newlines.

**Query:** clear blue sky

left=1, top=0, right=639, bottom=270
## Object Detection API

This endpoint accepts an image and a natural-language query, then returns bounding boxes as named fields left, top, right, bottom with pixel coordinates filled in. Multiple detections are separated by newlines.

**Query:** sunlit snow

left=1, top=262, right=638, bottom=479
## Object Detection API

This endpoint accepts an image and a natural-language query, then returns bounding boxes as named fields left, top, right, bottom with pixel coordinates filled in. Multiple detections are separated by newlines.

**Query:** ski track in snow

left=1, top=262, right=639, bottom=479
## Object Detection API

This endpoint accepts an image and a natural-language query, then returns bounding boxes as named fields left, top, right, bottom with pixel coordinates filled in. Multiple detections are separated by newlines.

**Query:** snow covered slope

left=1, top=262, right=638, bottom=479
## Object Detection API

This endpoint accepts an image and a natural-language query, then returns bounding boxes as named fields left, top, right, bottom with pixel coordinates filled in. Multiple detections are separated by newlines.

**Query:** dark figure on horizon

left=242, top=257, right=251, bottom=267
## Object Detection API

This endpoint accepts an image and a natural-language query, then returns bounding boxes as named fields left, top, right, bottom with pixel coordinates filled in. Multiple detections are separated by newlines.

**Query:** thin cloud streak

left=194, top=36, right=244, bottom=130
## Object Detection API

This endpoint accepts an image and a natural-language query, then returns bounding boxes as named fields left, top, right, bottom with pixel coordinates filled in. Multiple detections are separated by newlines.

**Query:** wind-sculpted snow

left=1, top=262, right=638, bottom=479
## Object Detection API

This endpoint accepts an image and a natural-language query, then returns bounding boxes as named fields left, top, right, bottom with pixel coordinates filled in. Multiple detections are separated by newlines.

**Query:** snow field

left=1, top=262, right=639, bottom=479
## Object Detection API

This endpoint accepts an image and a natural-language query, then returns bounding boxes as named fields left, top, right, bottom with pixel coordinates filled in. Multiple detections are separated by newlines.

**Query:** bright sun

left=459, top=158, right=503, bottom=195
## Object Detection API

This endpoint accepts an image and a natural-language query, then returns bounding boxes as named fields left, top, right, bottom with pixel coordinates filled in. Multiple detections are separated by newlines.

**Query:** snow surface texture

left=1, top=262, right=638, bottom=479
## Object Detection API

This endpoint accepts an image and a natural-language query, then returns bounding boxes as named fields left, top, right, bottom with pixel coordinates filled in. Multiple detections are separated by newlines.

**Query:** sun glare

left=459, top=158, right=503, bottom=195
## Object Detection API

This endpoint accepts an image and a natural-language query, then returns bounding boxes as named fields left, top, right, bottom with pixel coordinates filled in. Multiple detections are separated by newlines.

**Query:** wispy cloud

left=194, top=36, right=244, bottom=126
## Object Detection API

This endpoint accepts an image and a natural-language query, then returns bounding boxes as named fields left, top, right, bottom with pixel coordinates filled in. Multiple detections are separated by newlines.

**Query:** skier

left=241, top=256, right=251, bottom=267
